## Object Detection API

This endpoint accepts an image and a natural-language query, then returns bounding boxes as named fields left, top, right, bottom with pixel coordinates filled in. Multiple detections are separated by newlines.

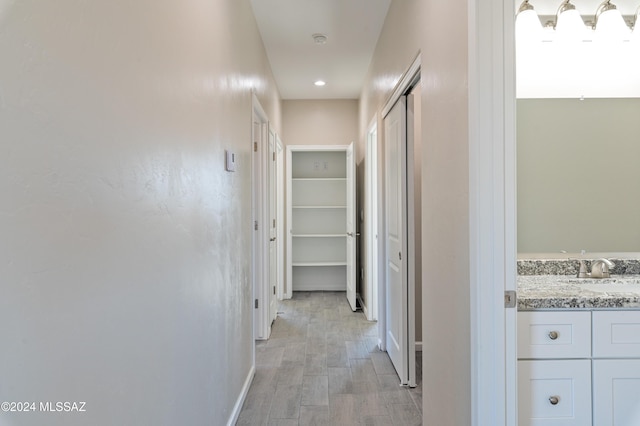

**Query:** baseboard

left=292, top=282, right=345, bottom=291
left=227, top=364, right=255, bottom=426
left=415, top=341, right=423, bottom=352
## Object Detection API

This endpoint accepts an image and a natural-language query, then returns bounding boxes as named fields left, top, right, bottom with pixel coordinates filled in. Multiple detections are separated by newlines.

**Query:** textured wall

left=0, top=1, right=280, bottom=425
left=359, top=0, right=471, bottom=423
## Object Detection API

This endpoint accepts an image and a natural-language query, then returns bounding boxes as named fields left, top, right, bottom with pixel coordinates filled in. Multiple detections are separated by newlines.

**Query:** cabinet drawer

left=593, top=311, right=640, bottom=358
left=518, top=311, right=591, bottom=359
left=518, top=360, right=592, bottom=426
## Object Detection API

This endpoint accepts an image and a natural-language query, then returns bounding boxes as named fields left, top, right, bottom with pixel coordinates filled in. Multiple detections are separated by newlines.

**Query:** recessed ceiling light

left=314, top=80, right=326, bottom=87
left=312, top=33, right=328, bottom=45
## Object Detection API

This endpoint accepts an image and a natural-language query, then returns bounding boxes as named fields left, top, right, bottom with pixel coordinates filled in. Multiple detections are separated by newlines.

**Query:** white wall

left=0, top=1, right=281, bottom=425
left=282, top=100, right=358, bottom=295
left=282, top=100, right=358, bottom=147
left=359, top=0, right=471, bottom=423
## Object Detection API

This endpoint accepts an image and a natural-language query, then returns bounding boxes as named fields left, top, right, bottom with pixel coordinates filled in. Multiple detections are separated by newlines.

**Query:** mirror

left=515, top=0, right=640, bottom=255
left=517, top=98, right=640, bottom=253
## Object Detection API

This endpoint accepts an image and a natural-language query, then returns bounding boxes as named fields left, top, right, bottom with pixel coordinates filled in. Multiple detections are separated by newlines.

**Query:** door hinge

left=254, top=221, right=258, bottom=231
left=273, top=152, right=276, bottom=161
left=504, top=290, right=517, bottom=308
left=273, top=286, right=276, bottom=295
left=273, top=219, right=276, bottom=227
left=255, top=298, right=259, bottom=309
left=254, top=142, right=258, bottom=152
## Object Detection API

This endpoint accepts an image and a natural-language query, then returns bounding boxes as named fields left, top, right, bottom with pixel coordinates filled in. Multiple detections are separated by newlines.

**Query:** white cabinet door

left=593, top=359, right=640, bottom=426
left=518, top=359, right=592, bottom=426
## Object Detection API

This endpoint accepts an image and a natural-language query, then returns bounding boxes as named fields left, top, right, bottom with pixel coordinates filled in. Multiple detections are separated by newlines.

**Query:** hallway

left=237, top=291, right=422, bottom=425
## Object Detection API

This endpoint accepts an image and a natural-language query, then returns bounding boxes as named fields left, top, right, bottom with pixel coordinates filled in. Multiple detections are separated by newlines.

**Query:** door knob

left=548, top=331, right=559, bottom=340
left=347, top=232, right=353, bottom=237
left=270, top=237, right=276, bottom=242
left=548, top=396, right=560, bottom=405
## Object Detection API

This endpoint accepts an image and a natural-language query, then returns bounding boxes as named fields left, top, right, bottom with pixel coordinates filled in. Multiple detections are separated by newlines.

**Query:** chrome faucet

left=590, top=258, right=615, bottom=278
left=576, top=259, right=589, bottom=278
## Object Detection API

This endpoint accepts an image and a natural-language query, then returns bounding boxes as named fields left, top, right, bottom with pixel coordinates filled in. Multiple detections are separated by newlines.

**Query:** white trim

left=226, top=365, right=255, bottom=426
left=252, top=93, right=270, bottom=341
left=285, top=144, right=352, bottom=298
left=381, top=52, right=421, bottom=118
left=468, top=0, right=517, bottom=425
left=365, top=118, right=379, bottom=322
left=380, top=57, right=420, bottom=386
left=276, top=135, right=285, bottom=301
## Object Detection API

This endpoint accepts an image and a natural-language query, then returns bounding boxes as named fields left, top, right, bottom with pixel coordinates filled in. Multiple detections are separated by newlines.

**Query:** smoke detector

left=312, top=33, right=328, bottom=45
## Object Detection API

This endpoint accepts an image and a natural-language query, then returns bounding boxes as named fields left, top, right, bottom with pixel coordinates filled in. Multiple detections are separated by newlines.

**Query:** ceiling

left=250, top=0, right=392, bottom=100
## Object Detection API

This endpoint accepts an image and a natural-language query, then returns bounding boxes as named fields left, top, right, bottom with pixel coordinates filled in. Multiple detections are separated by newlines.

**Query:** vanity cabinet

left=518, top=310, right=640, bottom=426
left=518, top=311, right=592, bottom=425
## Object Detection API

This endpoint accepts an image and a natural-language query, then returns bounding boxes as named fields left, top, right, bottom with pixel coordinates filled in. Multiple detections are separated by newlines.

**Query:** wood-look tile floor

left=237, top=291, right=422, bottom=426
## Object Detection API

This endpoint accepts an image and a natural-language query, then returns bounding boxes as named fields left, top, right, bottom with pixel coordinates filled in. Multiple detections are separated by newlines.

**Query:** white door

left=346, top=143, right=357, bottom=311
left=268, top=128, right=278, bottom=324
left=384, top=97, right=409, bottom=384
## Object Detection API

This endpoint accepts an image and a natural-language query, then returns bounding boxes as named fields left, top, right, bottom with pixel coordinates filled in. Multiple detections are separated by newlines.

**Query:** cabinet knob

left=548, top=396, right=560, bottom=405
left=548, top=331, right=559, bottom=340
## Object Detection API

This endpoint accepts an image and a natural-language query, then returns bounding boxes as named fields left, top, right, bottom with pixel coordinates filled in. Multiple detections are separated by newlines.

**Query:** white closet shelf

left=292, top=205, right=346, bottom=209
left=292, top=262, right=347, bottom=267
left=292, top=234, right=345, bottom=238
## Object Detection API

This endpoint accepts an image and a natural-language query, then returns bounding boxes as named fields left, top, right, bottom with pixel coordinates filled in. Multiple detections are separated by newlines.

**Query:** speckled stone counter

left=517, top=275, right=640, bottom=310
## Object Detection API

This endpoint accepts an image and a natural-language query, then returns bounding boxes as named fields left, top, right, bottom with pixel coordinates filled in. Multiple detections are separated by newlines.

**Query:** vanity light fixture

left=593, top=0, right=629, bottom=38
left=632, top=6, right=640, bottom=35
left=516, top=0, right=543, bottom=36
left=554, top=0, right=587, bottom=38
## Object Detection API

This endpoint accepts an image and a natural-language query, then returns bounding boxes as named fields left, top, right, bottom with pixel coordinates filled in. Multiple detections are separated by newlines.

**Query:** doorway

left=377, top=54, right=421, bottom=387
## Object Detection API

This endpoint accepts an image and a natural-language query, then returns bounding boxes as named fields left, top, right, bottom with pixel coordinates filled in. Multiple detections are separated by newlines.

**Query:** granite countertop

left=517, top=275, right=640, bottom=310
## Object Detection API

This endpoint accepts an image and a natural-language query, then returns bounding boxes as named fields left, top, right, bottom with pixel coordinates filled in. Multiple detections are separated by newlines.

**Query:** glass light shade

left=555, top=9, right=587, bottom=41
left=516, top=9, right=543, bottom=41
left=595, top=8, right=630, bottom=40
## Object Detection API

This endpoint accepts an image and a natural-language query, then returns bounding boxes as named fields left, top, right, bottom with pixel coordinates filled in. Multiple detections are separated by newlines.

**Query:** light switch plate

left=226, top=150, right=236, bottom=172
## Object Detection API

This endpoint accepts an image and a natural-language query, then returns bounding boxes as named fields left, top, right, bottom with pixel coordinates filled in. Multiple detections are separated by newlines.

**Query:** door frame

left=268, top=125, right=278, bottom=325
left=276, top=135, right=285, bottom=301
left=469, top=0, right=517, bottom=424
left=251, top=93, right=271, bottom=341
left=285, top=144, right=354, bottom=301
left=379, top=55, right=420, bottom=386
left=364, top=119, right=379, bottom=322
